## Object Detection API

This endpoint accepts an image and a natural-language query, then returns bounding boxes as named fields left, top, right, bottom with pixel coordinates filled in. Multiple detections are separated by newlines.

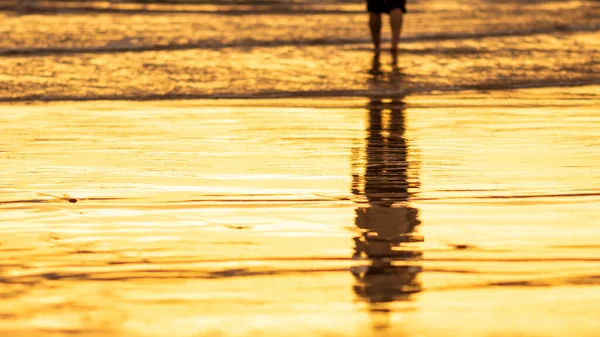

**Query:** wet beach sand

left=2, top=87, right=600, bottom=336
left=1, top=0, right=600, bottom=336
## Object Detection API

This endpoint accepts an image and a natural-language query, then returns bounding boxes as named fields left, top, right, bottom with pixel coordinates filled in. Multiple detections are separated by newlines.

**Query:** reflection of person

left=351, top=97, right=422, bottom=326
left=366, top=0, right=406, bottom=68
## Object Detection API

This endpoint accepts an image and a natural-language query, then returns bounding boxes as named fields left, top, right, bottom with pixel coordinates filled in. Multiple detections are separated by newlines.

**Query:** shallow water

left=1, top=86, right=599, bottom=336
left=1, top=0, right=599, bottom=100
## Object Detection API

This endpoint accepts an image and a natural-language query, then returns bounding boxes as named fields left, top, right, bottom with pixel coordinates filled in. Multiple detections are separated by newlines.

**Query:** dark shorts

left=366, top=0, right=407, bottom=14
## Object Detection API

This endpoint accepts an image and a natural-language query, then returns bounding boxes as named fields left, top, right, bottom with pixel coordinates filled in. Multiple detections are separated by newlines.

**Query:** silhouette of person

left=351, top=96, right=422, bottom=332
left=366, top=0, right=406, bottom=69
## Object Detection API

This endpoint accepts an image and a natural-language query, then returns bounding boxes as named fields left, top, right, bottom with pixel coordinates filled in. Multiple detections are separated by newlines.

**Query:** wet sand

left=1, top=86, right=599, bottom=336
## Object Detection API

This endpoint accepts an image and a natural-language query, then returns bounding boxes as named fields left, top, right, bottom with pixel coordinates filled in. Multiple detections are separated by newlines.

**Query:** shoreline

left=3, top=84, right=599, bottom=106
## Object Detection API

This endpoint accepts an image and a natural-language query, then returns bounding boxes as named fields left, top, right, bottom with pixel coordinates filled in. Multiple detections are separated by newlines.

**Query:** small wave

left=427, top=257, right=600, bottom=263
left=429, top=273, right=600, bottom=292
left=2, top=25, right=597, bottom=58
left=0, top=38, right=365, bottom=57
left=550, top=244, right=600, bottom=249
left=17, top=5, right=364, bottom=15
left=0, top=198, right=49, bottom=204
left=416, top=191, right=600, bottom=202
left=0, top=196, right=124, bottom=204
left=0, top=267, right=348, bottom=284
left=2, top=79, right=598, bottom=103
left=168, top=197, right=343, bottom=203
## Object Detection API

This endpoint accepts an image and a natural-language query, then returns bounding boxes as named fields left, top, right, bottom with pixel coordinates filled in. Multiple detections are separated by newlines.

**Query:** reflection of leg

left=369, top=12, right=382, bottom=55
left=370, top=53, right=381, bottom=74
left=389, top=9, right=404, bottom=67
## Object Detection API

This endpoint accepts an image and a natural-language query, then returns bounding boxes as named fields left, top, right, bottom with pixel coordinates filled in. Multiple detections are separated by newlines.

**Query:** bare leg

left=369, top=12, right=382, bottom=55
left=389, top=8, right=404, bottom=67
left=368, top=12, right=383, bottom=72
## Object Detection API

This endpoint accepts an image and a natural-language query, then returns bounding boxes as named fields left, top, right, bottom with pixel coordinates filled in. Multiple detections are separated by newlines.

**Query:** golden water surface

left=1, top=86, right=599, bottom=336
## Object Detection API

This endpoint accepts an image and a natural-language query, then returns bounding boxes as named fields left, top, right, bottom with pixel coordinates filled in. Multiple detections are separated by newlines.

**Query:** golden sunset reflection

left=1, top=86, right=599, bottom=336
left=2, top=0, right=600, bottom=335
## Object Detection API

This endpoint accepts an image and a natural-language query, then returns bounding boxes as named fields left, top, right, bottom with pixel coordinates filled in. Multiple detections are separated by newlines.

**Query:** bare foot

left=391, top=48, right=398, bottom=68
left=369, top=51, right=382, bottom=75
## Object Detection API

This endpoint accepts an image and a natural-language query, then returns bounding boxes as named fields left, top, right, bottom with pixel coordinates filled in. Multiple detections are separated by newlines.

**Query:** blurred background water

left=1, top=0, right=598, bottom=100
